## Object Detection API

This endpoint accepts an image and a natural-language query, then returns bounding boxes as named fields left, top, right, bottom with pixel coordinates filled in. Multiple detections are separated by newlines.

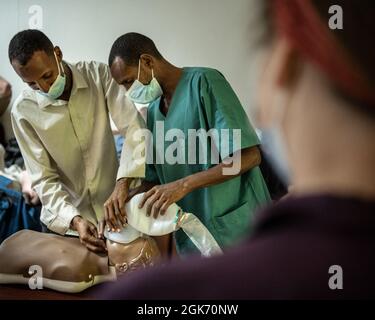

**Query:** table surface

left=0, top=283, right=106, bottom=300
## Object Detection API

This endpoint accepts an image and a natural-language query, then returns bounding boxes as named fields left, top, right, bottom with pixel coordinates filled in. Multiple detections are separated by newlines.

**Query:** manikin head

left=106, top=236, right=161, bottom=275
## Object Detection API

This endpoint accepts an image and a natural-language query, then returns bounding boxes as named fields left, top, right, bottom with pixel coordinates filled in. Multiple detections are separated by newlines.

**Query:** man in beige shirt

left=8, top=30, right=145, bottom=253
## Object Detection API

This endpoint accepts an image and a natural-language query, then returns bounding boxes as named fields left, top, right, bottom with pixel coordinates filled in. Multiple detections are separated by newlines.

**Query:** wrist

left=71, top=215, right=83, bottom=230
left=117, top=177, right=129, bottom=187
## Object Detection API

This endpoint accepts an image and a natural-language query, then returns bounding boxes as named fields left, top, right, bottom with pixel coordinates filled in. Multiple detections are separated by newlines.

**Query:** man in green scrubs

left=108, top=33, right=270, bottom=255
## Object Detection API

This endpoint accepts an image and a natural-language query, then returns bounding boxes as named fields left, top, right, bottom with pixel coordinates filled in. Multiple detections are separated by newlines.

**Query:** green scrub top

left=146, top=67, right=270, bottom=255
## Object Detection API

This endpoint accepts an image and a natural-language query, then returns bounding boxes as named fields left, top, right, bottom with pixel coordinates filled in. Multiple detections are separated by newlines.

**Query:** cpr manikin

left=0, top=193, right=221, bottom=292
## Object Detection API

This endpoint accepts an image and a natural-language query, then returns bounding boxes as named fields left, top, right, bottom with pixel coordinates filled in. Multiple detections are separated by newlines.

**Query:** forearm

left=128, top=180, right=158, bottom=199
left=137, top=147, right=261, bottom=218
left=182, top=146, right=261, bottom=193
left=35, top=178, right=81, bottom=234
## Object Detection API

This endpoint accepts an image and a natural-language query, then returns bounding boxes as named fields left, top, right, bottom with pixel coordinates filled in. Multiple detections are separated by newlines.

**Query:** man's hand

left=138, top=179, right=190, bottom=219
left=22, top=190, right=40, bottom=206
left=20, top=170, right=40, bottom=205
left=104, top=178, right=129, bottom=232
left=71, top=216, right=107, bottom=253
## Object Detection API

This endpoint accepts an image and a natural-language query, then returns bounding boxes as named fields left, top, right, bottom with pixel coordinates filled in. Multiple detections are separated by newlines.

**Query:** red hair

left=273, top=0, right=375, bottom=106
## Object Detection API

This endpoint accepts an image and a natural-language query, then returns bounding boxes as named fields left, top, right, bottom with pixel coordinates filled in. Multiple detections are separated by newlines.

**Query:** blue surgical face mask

left=38, top=51, right=66, bottom=100
left=125, top=59, right=163, bottom=104
left=260, top=126, right=291, bottom=186
left=259, top=93, right=292, bottom=186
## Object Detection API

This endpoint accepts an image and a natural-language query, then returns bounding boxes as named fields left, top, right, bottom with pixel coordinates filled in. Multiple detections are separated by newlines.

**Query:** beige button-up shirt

left=11, top=61, right=145, bottom=235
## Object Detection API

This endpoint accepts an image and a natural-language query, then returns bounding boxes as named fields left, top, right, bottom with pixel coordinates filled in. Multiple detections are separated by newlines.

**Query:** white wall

left=0, top=0, right=260, bottom=140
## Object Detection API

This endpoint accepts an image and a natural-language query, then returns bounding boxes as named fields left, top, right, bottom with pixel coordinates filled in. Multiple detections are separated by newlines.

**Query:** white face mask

left=125, top=59, right=163, bottom=104
left=38, top=51, right=66, bottom=100
left=104, top=193, right=222, bottom=257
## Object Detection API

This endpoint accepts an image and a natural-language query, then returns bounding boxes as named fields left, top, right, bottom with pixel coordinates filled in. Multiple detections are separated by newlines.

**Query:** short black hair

left=8, top=29, right=54, bottom=66
left=108, top=32, right=163, bottom=67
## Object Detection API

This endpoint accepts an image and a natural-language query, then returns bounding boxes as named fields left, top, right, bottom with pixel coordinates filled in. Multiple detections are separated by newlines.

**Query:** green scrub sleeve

left=145, top=163, right=160, bottom=184
left=200, top=69, right=260, bottom=159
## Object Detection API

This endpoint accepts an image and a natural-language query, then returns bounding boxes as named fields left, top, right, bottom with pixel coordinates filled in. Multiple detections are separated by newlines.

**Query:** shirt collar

left=35, top=61, right=88, bottom=109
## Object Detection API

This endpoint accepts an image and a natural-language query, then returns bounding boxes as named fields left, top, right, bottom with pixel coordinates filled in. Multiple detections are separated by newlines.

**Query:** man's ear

left=54, top=46, right=63, bottom=62
left=274, top=37, right=301, bottom=89
left=140, top=54, right=154, bottom=69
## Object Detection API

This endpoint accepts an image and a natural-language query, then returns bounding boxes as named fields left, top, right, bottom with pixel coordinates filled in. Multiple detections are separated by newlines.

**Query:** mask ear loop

left=138, top=58, right=154, bottom=82
left=137, top=59, right=141, bottom=80
left=54, top=50, right=65, bottom=77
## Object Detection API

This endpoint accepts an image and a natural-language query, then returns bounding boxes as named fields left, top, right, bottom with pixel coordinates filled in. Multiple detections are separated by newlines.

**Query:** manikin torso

left=0, top=229, right=160, bottom=292
left=0, top=192, right=220, bottom=292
